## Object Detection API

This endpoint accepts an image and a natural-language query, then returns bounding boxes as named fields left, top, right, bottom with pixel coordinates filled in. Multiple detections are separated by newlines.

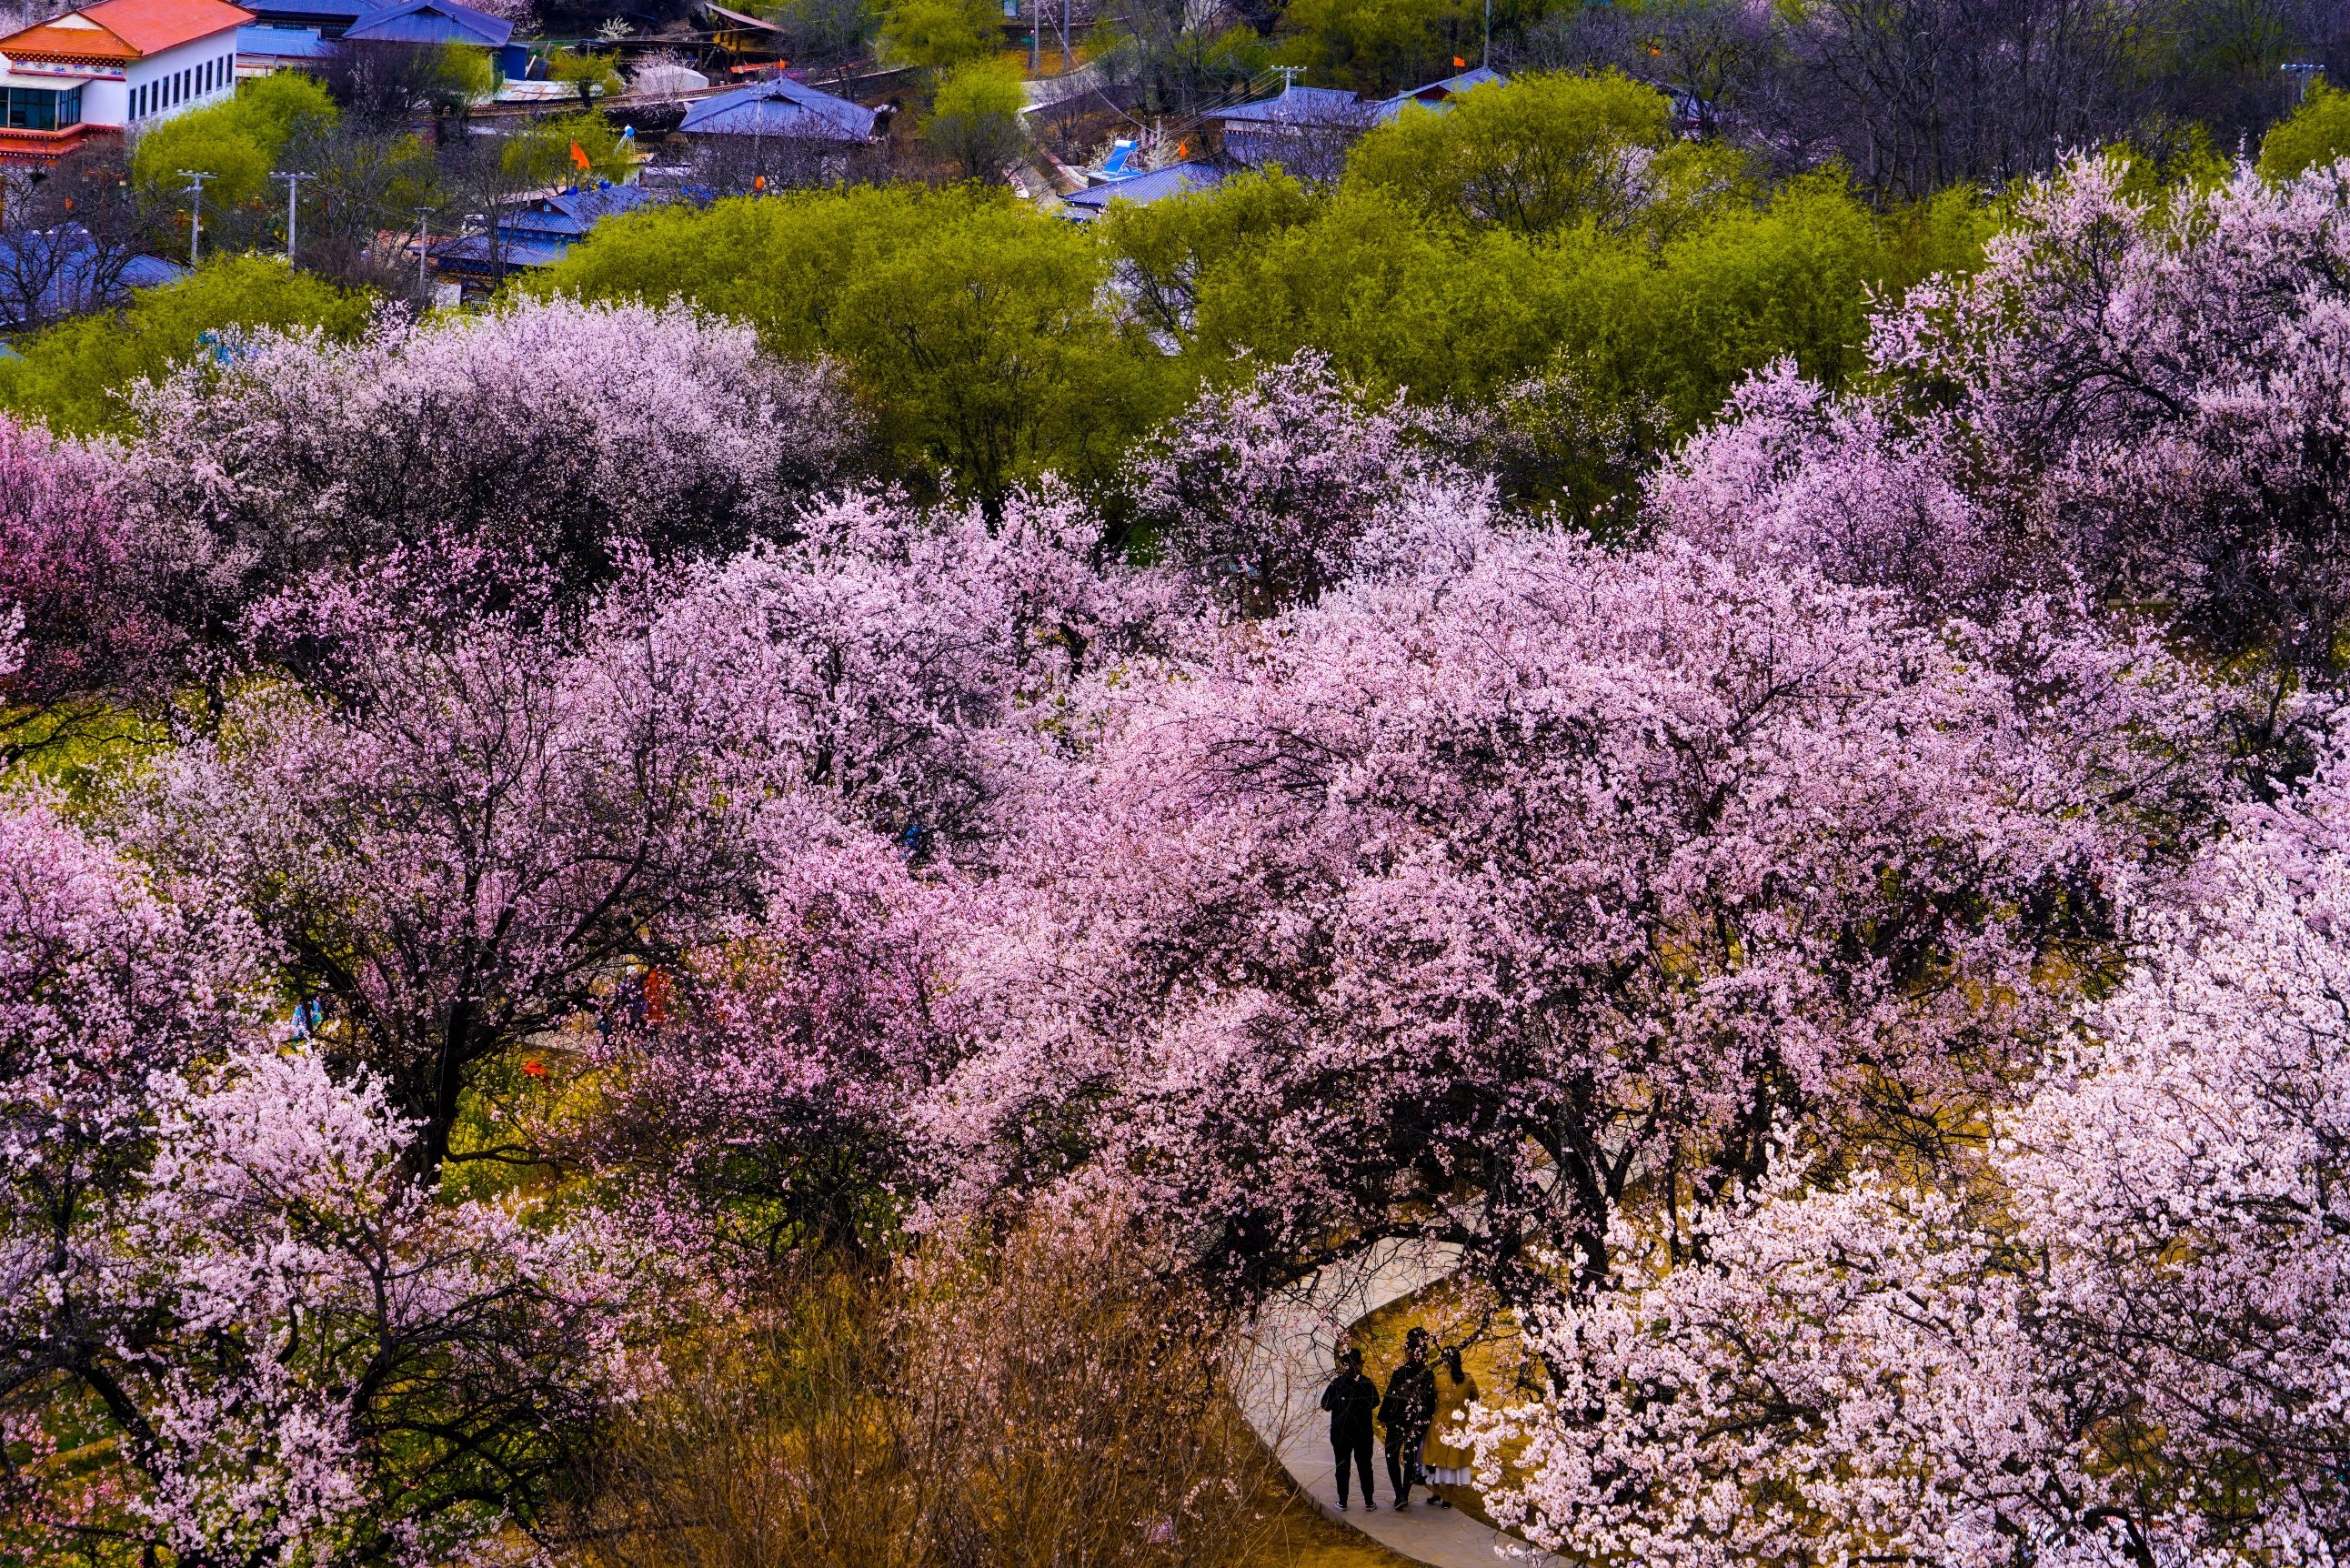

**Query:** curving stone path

left=1237, top=1240, right=1552, bottom=1567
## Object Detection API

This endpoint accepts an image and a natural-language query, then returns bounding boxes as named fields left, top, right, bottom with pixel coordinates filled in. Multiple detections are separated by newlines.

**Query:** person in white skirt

left=1419, top=1346, right=1481, bottom=1503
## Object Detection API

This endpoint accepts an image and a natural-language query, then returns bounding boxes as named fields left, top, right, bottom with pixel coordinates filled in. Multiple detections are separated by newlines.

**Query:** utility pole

left=414, top=206, right=433, bottom=297
left=273, top=169, right=316, bottom=266
left=177, top=169, right=213, bottom=266
left=1060, top=0, right=1070, bottom=74
left=1482, top=0, right=1491, bottom=65
left=1030, top=0, right=1040, bottom=74
left=1275, top=64, right=1302, bottom=96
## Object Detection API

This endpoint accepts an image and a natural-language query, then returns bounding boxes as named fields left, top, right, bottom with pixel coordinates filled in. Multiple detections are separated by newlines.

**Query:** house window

left=5, top=85, right=81, bottom=130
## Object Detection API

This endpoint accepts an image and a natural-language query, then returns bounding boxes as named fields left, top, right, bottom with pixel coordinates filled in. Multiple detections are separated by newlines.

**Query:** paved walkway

left=1237, top=1241, right=1550, bottom=1567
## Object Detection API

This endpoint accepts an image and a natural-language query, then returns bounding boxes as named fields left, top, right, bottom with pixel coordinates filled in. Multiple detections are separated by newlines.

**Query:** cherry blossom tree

left=651, top=486, right=1188, bottom=857
left=0, top=800, right=255, bottom=1480
left=585, top=817, right=969, bottom=1264
left=1688, top=155, right=2350, bottom=693
left=0, top=421, right=181, bottom=757
left=0, top=802, right=651, bottom=1568
left=127, top=296, right=863, bottom=643
left=130, top=543, right=778, bottom=1174
left=1885, top=155, right=2350, bottom=681
left=1129, top=352, right=1479, bottom=612
left=116, top=1046, right=656, bottom=1568
left=1652, top=359, right=2020, bottom=620
left=1475, top=773, right=2350, bottom=1567
left=938, top=517, right=2243, bottom=1308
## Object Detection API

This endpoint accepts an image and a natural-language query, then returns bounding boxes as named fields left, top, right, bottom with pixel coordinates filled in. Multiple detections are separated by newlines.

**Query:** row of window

left=132, top=48, right=234, bottom=120
left=3, top=84, right=81, bottom=131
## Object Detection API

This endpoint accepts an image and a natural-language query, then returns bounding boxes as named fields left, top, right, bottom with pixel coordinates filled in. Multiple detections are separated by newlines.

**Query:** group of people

left=1319, top=1327, right=1480, bottom=1513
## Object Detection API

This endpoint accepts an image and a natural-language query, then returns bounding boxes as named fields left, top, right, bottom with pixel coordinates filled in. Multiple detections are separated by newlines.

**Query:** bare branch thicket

left=682, top=133, right=895, bottom=194
left=1506, top=0, right=2315, bottom=196
left=0, top=146, right=170, bottom=330
left=560, top=1218, right=1301, bottom=1568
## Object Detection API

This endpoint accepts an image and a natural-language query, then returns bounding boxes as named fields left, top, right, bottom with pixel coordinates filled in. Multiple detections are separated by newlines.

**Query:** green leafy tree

left=1273, top=0, right=1475, bottom=94
left=925, top=58, right=1029, bottom=179
left=879, top=0, right=1001, bottom=71
left=130, top=72, right=339, bottom=208
left=503, top=110, right=633, bottom=185
left=1343, top=71, right=1743, bottom=237
left=547, top=48, right=625, bottom=112
left=533, top=186, right=1177, bottom=506
left=2258, top=80, right=2350, bottom=182
left=0, top=256, right=373, bottom=437
left=1100, top=166, right=1324, bottom=340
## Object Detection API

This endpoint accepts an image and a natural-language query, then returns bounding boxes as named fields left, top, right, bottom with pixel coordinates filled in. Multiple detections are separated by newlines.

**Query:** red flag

left=568, top=140, right=591, bottom=170
left=1453, top=55, right=1466, bottom=66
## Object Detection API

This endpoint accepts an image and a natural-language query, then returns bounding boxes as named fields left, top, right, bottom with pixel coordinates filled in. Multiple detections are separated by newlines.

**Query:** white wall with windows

left=123, top=28, right=237, bottom=127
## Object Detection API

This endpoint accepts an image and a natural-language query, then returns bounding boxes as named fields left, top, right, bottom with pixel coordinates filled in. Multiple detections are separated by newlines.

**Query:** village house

left=432, top=181, right=667, bottom=288
left=336, top=0, right=509, bottom=48
left=0, top=0, right=251, bottom=162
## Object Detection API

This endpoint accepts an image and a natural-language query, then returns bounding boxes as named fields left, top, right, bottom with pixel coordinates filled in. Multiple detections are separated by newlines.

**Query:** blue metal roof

left=342, top=0, right=512, bottom=46
left=1060, top=161, right=1229, bottom=220
left=236, top=22, right=335, bottom=55
left=0, top=229, right=184, bottom=327
left=678, top=77, right=876, bottom=142
left=1205, top=85, right=1366, bottom=125
left=1371, top=65, right=1504, bottom=121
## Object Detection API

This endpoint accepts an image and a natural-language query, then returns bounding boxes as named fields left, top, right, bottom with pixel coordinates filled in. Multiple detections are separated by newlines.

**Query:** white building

left=0, top=0, right=252, bottom=162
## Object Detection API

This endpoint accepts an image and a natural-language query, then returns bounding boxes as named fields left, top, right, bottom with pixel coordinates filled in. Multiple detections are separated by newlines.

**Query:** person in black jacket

left=1379, top=1327, right=1438, bottom=1512
left=1321, top=1347, right=1380, bottom=1510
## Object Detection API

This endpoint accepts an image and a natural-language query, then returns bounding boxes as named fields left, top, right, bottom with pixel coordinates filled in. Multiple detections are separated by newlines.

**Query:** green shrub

left=0, top=256, right=372, bottom=437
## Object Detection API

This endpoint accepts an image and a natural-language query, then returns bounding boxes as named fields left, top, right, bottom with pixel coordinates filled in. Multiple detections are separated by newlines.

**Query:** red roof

left=0, top=0, right=251, bottom=61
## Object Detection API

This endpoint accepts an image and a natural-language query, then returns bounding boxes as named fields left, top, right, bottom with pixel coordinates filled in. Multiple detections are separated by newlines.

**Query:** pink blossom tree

left=0, top=800, right=254, bottom=1460
left=1130, top=352, right=1481, bottom=611
left=585, top=817, right=969, bottom=1263
left=1476, top=774, right=2350, bottom=1566
left=1652, top=359, right=2020, bottom=619
left=938, top=519, right=2244, bottom=1307
left=1678, top=155, right=2350, bottom=694
left=0, top=421, right=181, bottom=758
left=0, top=804, right=651, bottom=1568
left=650, top=486, right=1189, bottom=857
left=127, top=296, right=863, bottom=641
left=117, top=1046, right=658, bottom=1568
left=130, top=542, right=779, bottom=1174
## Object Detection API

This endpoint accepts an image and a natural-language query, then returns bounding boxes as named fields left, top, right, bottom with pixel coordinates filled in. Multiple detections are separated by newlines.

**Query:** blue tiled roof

left=0, top=230, right=184, bottom=327
left=343, top=0, right=512, bottom=46
left=434, top=235, right=577, bottom=272
left=1205, top=85, right=1366, bottom=125
left=501, top=183, right=667, bottom=239
left=431, top=186, right=668, bottom=273
left=1371, top=65, right=1504, bottom=121
left=678, top=77, right=876, bottom=141
left=1060, top=161, right=1228, bottom=220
